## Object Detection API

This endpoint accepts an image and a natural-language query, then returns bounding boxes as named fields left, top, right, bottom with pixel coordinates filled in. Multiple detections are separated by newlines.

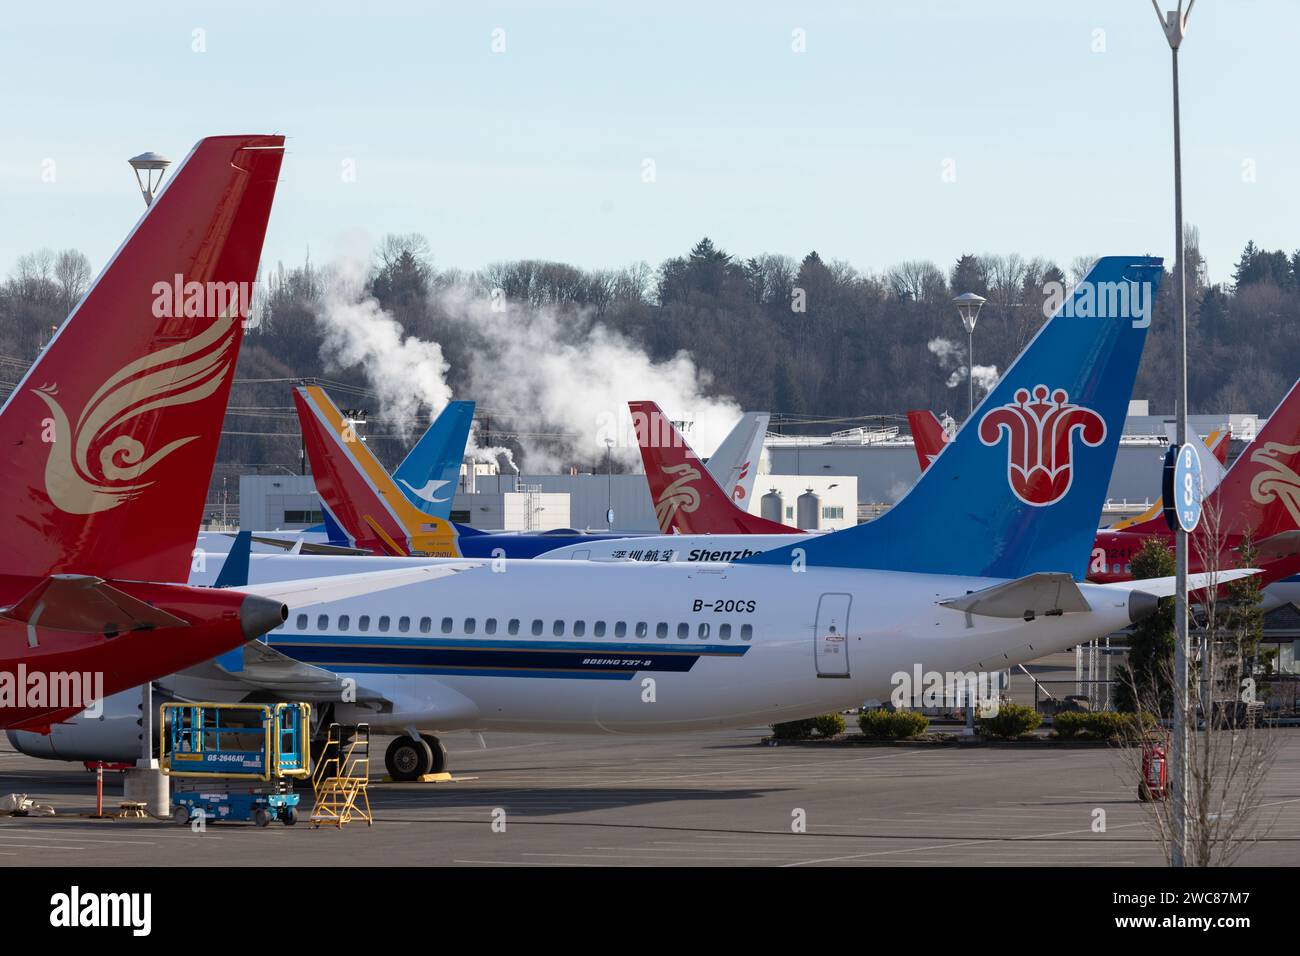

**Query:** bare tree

left=1118, top=502, right=1281, bottom=866
left=13, top=248, right=56, bottom=301
left=53, top=249, right=91, bottom=317
left=887, top=260, right=946, bottom=303
left=983, top=253, right=1027, bottom=320
left=1069, top=255, right=1098, bottom=287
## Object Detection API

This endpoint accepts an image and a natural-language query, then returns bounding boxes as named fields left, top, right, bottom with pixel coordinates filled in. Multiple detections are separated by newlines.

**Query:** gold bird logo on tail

left=34, top=312, right=238, bottom=515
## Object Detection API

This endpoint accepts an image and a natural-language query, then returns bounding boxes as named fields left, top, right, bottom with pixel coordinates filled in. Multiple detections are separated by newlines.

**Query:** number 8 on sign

left=1163, top=442, right=1203, bottom=533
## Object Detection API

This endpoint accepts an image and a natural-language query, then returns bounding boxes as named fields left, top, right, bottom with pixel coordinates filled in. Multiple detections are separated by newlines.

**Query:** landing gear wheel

left=282, top=807, right=299, bottom=826
left=420, top=734, right=448, bottom=774
left=172, top=806, right=191, bottom=826
left=385, top=735, right=433, bottom=781
left=254, top=808, right=273, bottom=827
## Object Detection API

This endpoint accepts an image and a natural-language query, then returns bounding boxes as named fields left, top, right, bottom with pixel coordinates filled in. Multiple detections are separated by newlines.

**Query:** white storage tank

left=760, top=488, right=784, bottom=524
left=796, top=488, right=821, bottom=531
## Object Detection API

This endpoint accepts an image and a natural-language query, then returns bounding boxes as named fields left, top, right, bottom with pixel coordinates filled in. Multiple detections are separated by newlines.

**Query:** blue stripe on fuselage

left=268, top=633, right=749, bottom=680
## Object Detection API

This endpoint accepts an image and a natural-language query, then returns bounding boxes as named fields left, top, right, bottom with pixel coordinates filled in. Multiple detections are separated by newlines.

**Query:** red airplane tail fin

left=907, top=410, right=948, bottom=472
left=1208, top=380, right=1300, bottom=544
left=1126, top=381, right=1300, bottom=544
left=1207, top=427, right=1230, bottom=466
left=629, top=401, right=799, bottom=535
left=294, top=385, right=405, bottom=555
left=0, top=135, right=285, bottom=583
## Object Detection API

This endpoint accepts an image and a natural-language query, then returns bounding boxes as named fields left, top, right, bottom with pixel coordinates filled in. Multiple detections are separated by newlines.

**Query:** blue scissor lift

left=160, top=702, right=311, bottom=827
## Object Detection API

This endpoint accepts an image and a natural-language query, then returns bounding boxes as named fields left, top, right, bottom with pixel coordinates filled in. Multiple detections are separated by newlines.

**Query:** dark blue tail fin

left=747, top=256, right=1163, bottom=580
left=213, top=530, right=252, bottom=671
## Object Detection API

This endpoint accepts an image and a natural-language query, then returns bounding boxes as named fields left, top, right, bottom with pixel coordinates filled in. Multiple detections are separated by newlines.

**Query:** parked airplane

left=0, top=134, right=435, bottom=732
left=314, top=398, right=475, bottom=543
left=911, top=400, right=1300, bottom=604
left=2, top=135, right=500, bottom=742
left=290, top=387, right=775, bottom=557
left=631, top=400, right=799, bottom=535
left=20, top=254, right=1259, bottom=780
left=294, top=385, right=649, bottom=558
left=701, top=411, right=769, bottom=505
left=907, top=409, right=955, bottom=469
left=1084, top=380, right=1300, bottom=589
left=229, top=398, right=477, bottom=556
left=0, top=134, right=296, bottom=732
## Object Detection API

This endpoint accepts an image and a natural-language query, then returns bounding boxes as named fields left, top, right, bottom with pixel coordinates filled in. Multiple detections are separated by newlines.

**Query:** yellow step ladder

left=309, top=723, right=373, bottom=828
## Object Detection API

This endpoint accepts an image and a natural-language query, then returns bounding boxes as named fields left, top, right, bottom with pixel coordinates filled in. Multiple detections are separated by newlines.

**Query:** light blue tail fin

left=746, top=256, right=1163, bottom=580
left=391, top=400, right=474, bottom=519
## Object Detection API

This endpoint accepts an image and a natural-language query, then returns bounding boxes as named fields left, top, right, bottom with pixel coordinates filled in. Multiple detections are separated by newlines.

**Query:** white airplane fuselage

left=535, top=533, right=811, bottom=564
left=187, top=554, right=1138, bottom=735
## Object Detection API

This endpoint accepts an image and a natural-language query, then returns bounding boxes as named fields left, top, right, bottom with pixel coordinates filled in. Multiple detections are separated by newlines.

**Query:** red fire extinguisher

left=1139, top=732, right=1169, bottom=802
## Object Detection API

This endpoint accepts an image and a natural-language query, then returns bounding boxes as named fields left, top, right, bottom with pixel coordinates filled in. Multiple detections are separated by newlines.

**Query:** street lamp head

left=127, top=151, right=172, bottom=206
left=953, top=292, right=986, bottom=335
left=1151, top=0, right=1194, bottom=50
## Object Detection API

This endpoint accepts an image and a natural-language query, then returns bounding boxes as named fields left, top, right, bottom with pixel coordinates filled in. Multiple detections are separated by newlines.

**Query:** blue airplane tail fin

left=320, top=507, right=352, bottom=548
left=747, top=256, right=1163, bottom=580
left=391, top=401, right=474, bottom=519
left=213, top=531, right=252, bottom=671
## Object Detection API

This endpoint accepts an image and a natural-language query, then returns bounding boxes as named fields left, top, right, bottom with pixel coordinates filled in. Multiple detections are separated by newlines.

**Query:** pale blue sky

left=3, top=1, right=1296, bottom=285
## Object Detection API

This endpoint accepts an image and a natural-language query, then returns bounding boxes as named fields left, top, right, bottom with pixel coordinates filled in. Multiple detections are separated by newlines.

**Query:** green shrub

left=977, top=702, right=1041, bottom=739
left=770, top=718, right=818, bottom=740
left=1054, top=711, right=1154, bottom=741
left=858, top=709, right=929, bottom=739
left=1052, top=711, right=1088, bottom=739
left=811, top=713, right=847, bottom=738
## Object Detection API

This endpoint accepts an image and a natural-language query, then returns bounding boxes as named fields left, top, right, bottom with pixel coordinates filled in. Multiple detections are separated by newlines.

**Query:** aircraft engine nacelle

left=6, top=690, right=150, bottom=763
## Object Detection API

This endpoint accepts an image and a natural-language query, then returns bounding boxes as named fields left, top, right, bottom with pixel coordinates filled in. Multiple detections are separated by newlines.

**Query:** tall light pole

left=953, top=289, right=986, bottom=737
left=604, top=438, right=615, bottom=529
left=953, top=293, right=986, bottom=418
left=126, top=149, right=172, bottom=815
left=1153, top=0, right=1194, bottom=869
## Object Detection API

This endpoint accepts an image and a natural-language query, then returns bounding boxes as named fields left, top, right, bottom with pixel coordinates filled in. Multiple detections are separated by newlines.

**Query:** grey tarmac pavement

left=1, top=723, right=1298, bottom=867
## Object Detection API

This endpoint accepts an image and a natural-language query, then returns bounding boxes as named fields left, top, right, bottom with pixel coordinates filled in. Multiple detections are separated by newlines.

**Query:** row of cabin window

left=292, top=613, right=752, bottom=641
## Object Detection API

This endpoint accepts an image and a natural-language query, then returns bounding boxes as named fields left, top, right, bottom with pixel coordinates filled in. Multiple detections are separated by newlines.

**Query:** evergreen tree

left=950, top=254, right=988, bottom=296
left=1114, top=538, right=1176, bottom=714
left=772, top=358, right=804, bottom=417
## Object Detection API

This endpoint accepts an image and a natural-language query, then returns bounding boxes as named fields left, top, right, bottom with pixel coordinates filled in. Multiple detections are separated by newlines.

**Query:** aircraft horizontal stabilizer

left=1096, top=569, right=1259, bottom=599
left=235, top=562, right=482, bottom=610
left=1254, top=530, right=1300, bottom=560
left=248, top=534, right=372, bottom=556
left=0, top=575, right=189, bottom=633
left=939, top=572, right=1091, bottom=619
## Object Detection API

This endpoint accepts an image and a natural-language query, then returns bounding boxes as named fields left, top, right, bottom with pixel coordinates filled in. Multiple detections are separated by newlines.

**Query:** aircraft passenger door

left=814, top=593, right=852, bottom=678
